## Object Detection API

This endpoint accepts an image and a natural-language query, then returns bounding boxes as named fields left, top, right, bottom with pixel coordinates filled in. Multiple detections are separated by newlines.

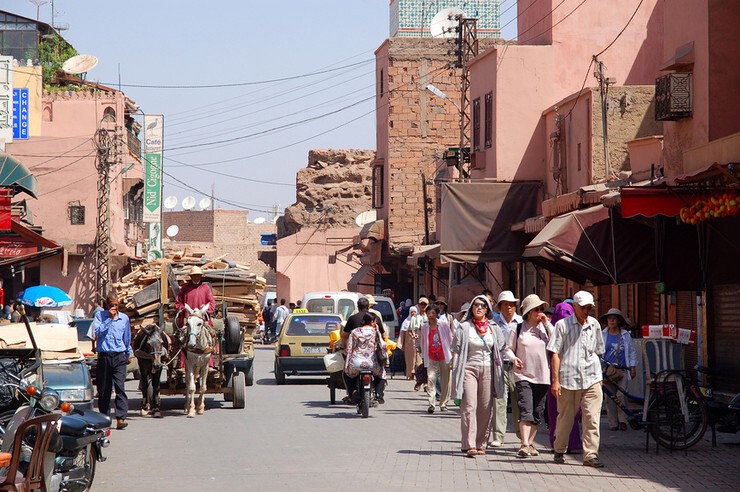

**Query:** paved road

left=95, top=345, right=740, bottom=491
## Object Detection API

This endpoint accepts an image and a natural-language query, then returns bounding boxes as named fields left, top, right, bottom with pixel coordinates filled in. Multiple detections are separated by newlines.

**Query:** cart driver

left=175, top=266, right=216, bottom=327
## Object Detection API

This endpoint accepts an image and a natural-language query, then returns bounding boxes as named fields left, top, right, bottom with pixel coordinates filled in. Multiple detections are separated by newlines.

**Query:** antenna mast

left=456, top=15, right=478, bottom=178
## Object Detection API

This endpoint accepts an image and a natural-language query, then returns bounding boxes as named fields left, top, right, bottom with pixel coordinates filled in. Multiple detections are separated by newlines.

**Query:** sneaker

left=528, top=444, right=539, bottom=456
left=427, top=405, right=435, bottom=414
left=583, top=457, right=604, bottom=468
left=440, top=406, right=448, bottom=412
left=488, top=440, right=504, bottom=448
left=517, top=446, right=531, bottom=458
left=553, top=452, right=565, bottom=464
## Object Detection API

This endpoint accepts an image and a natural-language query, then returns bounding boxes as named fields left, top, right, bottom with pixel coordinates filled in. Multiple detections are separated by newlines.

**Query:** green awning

left=0, top=154, right=38, bottom=198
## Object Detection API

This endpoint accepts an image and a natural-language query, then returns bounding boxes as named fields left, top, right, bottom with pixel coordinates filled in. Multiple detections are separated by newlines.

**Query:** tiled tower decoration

left=390, top=0, right=500, bottom=38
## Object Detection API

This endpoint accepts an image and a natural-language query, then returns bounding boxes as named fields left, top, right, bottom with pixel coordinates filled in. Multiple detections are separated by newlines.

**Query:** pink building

left=6, top=83, right=144, bottom=314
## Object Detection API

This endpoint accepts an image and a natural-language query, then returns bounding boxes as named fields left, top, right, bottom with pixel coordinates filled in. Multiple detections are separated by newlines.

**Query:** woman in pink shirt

left=504, top=294, right=554, bottom=458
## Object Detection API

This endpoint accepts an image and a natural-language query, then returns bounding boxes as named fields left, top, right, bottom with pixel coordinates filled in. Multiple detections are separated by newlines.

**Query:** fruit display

left=678, top=192, right=739, bottom=224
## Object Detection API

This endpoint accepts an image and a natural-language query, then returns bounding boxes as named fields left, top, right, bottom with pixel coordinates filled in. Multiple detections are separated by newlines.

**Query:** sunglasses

left=472, top=302, right=488, bottom=309
left=533, top=307, right=544, bottom=312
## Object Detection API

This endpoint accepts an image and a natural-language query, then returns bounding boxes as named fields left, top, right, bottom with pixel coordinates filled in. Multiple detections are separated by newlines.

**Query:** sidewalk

left=376, top=376, right=740, bottom=491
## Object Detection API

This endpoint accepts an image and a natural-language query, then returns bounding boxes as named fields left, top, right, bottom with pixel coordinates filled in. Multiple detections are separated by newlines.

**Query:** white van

left=301, top=292, right=399, bottom=340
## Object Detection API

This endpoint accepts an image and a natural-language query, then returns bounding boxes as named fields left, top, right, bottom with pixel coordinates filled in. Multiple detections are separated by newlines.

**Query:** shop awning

left=440, top=181, right=540, bottom=263
left=523, top=205, right=659, bottom=285
left=621, top=186, right=706, bottom=218
left=0, top=154, right=38, bottom=198
left=406, top=244, right=440, bottom=266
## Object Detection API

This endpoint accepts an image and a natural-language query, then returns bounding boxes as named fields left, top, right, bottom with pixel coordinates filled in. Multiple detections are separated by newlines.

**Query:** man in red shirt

left=175, top=266, right=216, bottom=325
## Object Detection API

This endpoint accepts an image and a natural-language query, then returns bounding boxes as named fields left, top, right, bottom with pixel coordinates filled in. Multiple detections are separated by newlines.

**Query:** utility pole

left=593, top=56, right=615, bottom=182
left=94, top=128, right=113, bottom=300
left=456, top=15, right=478, bottom=178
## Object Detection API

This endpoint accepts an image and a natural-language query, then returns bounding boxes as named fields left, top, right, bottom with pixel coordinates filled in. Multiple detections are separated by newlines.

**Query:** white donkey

left=182, top=303, right=214, bottom=417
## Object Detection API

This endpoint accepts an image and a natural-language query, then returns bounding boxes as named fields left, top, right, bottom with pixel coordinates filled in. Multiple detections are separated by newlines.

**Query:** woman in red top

left=420, top=305, right=454, bottom=414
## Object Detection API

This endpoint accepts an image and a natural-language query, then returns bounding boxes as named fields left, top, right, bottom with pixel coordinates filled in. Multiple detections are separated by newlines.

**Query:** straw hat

left=599, top=308, right=626, bottom=326
left=435, top=296, right=448, bottom=307
left=189, top=266, right=203, bottom=277
left=520, top=294, right=549, bottom=318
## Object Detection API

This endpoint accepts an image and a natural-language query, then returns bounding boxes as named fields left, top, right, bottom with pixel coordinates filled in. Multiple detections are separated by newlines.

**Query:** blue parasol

left=18, top=285, right=73, bottom=308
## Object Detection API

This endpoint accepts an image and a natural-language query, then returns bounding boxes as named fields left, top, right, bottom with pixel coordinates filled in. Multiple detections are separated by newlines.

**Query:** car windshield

left=72, top=320, right=93, bottom=341
left=286, top=316, right=342, bottom=336
left=42, top=363, right=87, bottom=389
left=305, top=299, right=334, bottom=314
left=374, top=301, right=395, bottom=322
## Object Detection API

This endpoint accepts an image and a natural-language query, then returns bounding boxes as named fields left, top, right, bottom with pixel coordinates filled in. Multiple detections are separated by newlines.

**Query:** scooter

left=0, top=379, right=111, bottom=492
left=697, top=366, right=740, bottom=445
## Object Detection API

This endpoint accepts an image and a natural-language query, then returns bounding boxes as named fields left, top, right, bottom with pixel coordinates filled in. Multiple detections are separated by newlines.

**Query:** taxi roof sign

left=292, top=308, right=309, bottom=313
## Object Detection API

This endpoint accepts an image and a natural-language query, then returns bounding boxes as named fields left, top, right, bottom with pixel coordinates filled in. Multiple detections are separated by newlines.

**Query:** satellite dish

left=430, top=7, right=465, bottom=38
left=199, top=197, right=212, bottom=210
left=253, top=217, right=266, bottom=224
left=355, top=210, right=377, bottom=227
left=181, top=196, right=196, bottom=210
left=62, top=54, right=99, bottom=75
left=164, top=196, right=178, bottom=210
left=165, top=225, right=179, bottom=238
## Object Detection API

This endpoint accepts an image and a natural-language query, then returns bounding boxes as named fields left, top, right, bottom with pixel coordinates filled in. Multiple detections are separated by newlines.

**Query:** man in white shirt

left=547, top=291, right=605, bottom=468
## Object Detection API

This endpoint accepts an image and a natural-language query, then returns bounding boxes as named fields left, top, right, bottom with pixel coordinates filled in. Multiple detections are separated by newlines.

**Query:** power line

left=164, top=156, right=295, bottom=187
left=595, top=0, right=645, bottom=57
left=99, top=59, right=374, bottom=89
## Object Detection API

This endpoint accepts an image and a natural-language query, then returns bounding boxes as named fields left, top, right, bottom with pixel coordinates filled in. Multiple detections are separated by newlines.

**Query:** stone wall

left=278, top=149, right=375, bottom=237
left=590, top=85, right=661, bottom=182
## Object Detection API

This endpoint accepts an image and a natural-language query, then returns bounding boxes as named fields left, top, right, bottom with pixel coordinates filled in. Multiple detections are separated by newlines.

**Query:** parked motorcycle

left=0, top=378, right=111, bottom=492
left=697, top=365, right=740, bottom=444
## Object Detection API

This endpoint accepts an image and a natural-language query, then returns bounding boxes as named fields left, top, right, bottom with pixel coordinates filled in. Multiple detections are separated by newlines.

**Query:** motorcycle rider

left=343, top=312, right=387, bottom=404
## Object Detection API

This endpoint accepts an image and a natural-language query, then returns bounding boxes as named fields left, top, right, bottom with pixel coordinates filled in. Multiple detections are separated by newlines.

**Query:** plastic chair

left=0, top=413, right=61, bottom=492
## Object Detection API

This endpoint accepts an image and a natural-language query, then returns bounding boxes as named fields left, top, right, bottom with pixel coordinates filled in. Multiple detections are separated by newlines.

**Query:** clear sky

left=1, top=0, right=517, bottom=220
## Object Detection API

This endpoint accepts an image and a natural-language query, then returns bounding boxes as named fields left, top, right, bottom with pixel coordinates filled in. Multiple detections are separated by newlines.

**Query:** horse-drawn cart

left=114, top=257, right=265, bottom=414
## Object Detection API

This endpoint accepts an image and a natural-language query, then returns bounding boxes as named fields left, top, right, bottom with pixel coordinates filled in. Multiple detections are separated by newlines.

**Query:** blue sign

left=12, top=89, right=29, bottom=140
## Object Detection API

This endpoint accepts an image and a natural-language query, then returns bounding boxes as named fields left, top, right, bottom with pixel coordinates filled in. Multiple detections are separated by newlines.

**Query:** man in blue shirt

left=90, top=293, right=132, bottom=430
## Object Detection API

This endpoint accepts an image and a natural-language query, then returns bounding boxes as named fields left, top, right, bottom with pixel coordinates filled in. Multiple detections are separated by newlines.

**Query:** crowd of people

left=342, top=289, right=639, bottom=468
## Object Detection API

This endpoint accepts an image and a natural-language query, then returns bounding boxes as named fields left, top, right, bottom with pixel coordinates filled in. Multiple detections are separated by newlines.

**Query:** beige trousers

left=604, top=377, right=629, bottom=428
left=460, top=365, right=494, bottom=451
left=426, top=359, right=451, bottom=408
left=554, top=383, right=603, bottom=461
left=402, top=331, right=419, bottom=378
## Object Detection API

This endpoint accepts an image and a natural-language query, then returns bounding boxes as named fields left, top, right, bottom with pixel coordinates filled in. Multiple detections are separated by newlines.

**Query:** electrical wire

left=98, top=59, right=374, bottom=89
left=595, top=0, right=645, bottom=57
left=33, top=149, right=96, bottom=177
left=164, top=156, right=294, bottom=187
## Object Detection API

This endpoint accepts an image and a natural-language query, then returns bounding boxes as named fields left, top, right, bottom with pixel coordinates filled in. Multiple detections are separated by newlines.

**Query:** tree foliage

left=39, top=34, right=78, bottom=87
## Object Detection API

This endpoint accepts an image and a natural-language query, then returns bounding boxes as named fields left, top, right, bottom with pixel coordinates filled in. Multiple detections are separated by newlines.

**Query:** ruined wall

left=278, top=149, right=375, bottom=237
left=590, top=85, right=662, bottom=182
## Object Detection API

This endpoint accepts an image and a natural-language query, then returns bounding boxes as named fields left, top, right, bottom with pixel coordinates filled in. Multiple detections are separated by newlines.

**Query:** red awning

left=620, top=187, right=707, bottom=218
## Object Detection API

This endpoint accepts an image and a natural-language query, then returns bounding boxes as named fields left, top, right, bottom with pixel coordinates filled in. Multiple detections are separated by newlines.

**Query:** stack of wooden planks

left=111, top=251, right=266, bottom=334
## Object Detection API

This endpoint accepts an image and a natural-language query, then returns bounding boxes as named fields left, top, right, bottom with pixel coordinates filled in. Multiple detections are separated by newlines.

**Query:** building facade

left=390, top=0, right=500, bottom=38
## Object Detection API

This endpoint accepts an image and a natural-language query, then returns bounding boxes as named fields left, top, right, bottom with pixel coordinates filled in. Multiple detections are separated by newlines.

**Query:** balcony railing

left=655, top=73, right=692, bottom=121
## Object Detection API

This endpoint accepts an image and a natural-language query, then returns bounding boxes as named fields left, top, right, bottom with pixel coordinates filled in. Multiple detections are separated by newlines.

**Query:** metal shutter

left=676, top=291, right=698, bottom=377
left=710, top=284, right=740, bottom=393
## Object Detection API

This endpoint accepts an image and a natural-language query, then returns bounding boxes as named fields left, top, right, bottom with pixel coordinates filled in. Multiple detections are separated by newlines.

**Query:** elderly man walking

left=547, top=291, right=605, bottom=467
left=489, top=291, right=522, bottom=447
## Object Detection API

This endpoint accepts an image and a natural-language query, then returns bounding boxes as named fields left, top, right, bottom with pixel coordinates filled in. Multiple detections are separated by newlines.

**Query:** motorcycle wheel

left=0, top=409, right=16, bottom=441
left=69, top=444, right=97, bottom=490
left=361, top=388, right=370, bottom=418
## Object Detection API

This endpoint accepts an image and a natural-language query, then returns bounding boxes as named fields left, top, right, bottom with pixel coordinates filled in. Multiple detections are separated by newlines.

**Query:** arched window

left=102, top=106, right=116, bottom=123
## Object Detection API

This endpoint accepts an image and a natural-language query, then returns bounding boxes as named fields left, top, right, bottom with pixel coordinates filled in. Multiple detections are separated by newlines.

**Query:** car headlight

left=59, top=388, right=93, bottom=402
left=39, top=388, right=60, bottom=411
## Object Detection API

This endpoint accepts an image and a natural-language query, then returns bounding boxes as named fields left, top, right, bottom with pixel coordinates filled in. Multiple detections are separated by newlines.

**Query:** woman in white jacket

left=419, top=304, right=453, bottom=414
left=600, top=308, right=637, bottom=431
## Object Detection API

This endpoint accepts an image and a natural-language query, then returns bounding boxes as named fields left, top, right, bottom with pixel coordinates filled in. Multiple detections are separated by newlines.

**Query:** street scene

left=0, top=0, right=738, bottom=491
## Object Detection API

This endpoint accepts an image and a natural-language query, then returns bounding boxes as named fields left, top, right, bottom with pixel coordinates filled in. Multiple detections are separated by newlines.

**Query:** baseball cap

left=418, top=297, right=429, bottom=305
left=572, top=291, right=595, bottom=307
left=364, top=294, right=378, bottom=306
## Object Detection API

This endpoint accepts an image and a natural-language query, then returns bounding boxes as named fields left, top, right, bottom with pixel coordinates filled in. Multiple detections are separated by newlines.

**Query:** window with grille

left=372, top=165, right=384, bottom=208
left=69, top=205, right=85, bottom=225
left=472, top=98, right=481, bottom=152
left=484, top=92, right=493, bottom=148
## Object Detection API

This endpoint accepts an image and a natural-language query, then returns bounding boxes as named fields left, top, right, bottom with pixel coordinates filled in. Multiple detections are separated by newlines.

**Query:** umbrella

left=0, top=153, right=38, bottom=198
left=18, top=285, right=73, bottom=308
